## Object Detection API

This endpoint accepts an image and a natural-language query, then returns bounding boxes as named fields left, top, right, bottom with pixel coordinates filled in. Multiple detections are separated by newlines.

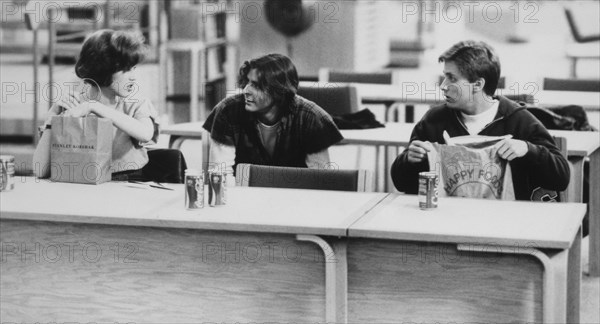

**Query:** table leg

left=374, top=146, right=381, bottom=192
left=190, top=49, right=199, bottom=122
left=458, top=244, right=570, bottom=323
left=589, top=149, right=600, bottom=277
left=296, top=235, right=348, bottom=324
left=568, top=227, right=582, bottom=323
left=567, top=157, right=585, bottom=203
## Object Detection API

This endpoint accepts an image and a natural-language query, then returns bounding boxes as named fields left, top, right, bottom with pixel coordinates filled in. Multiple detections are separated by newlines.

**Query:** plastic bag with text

left=427, top=135, right=515, bottom=200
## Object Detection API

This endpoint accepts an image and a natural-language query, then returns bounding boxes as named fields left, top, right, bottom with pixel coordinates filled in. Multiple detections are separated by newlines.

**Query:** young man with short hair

left=391, top=40, right=570, bottom=200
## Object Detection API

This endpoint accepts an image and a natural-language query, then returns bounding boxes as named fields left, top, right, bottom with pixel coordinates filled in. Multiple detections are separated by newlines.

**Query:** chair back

left=319, top=68, right=396, bottom=85
left=236, top=164, right=373, bottom=192
left=146, top=148, right=188, bottom=183
left=564, top=7, right=600, bottom=43
left=543, top=77, right=600, bottom=92
left=297, top=84, right=360, bottom=116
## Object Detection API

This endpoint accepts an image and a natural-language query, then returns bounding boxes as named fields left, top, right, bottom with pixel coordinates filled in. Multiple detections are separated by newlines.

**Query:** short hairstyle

left=238, top=54, right=299, bottom=108
left=75, top=29, right=147, bottom=87
left=438, top=40, right=501, bottom=96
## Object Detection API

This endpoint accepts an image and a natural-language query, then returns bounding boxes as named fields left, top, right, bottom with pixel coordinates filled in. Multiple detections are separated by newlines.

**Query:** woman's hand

left=56, top=93, right=81, bottom=112
left=63, top=101, right=94, bottom=117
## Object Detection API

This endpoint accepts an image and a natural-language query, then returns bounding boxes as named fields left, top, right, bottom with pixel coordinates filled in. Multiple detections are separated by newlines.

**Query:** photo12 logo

left=1, top=241, right=139, bottom=264
left=1, top=1, right=145, bottom=26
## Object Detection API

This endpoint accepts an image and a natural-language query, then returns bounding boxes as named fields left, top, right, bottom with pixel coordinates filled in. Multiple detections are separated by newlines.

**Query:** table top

left=341, top=123, right=600, bottom=157
left=349, top=194, right=586, bottom=249
left=0, top=177, right=387, bottom=237
left=549, top=129, right=600, bottom=156
left=161, top=122, right=600, bottom=157
left=1, top=179, right=585, bottom=249
left=300, top=82, right=600, bottom=110
left=160, top=122, right=205, bottom=137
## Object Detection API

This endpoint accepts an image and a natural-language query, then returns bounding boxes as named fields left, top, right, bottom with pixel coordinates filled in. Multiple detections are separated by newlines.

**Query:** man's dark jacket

left=391, top=96, right=570, bottom=200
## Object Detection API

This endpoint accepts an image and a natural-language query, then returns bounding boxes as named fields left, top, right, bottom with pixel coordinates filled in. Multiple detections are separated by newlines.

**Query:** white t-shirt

left=257, top=120, right=280, bottom=158
left=460, top=100, right=500, bottom=135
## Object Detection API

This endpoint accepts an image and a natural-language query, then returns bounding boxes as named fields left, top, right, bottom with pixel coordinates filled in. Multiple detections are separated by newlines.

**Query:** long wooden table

left=347, top=194, right=586, bottom=323
left=0, top=178, right=386, bottom=322
left=160, top=122, right=600, bottom=277
left=341, top=124, right=600, bottom=277
left=0, top=179, right=587, bottom=322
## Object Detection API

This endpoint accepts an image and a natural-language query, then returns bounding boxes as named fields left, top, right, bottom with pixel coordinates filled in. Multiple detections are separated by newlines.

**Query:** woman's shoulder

left=118, top=96, right=157, bottom=117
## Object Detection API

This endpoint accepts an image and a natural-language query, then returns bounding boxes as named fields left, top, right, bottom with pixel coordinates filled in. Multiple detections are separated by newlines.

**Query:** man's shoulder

left=495, top=95, right=534, bottom=120
left=422, top=103, right=453, bottom=122
left=216, top=94, right=245, bottom=110
left=211, top=94, right=247, bottom=119
left=291, top=95, right=332, bottom=120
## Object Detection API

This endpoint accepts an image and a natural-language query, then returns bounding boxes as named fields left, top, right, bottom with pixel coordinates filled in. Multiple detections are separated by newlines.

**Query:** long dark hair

left=238, top=53, right=299, bottom=108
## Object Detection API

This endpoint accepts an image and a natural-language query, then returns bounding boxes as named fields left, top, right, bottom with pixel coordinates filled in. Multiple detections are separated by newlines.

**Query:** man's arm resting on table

left=208, top=137, right=235, bottom=175
left=306, top=149, right=331, bottom=169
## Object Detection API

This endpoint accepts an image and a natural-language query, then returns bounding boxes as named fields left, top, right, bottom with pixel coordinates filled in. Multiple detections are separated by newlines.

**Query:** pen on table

left=127, top=180, right=174, bottom=191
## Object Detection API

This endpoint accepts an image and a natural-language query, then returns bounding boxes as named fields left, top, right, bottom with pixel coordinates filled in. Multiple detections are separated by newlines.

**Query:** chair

left=144, top=148, right=188, bottom=183
left=543, top=78, right=600, bottom=92
left=319, top=68, right=402, bottom=122
left=235, top=164, right=373, bottom=192
left=563, top=7, right=600, bottom=77
left=297, top=84, right=360, bottom=116
left=564, top=7, right=600, bottom=43
left=319, top=68, right=397, bottom=85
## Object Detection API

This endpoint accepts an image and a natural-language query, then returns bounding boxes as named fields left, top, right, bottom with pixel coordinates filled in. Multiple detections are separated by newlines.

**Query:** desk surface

left=0, top=178, right=387, bottom=237
left=349, top=194, right=586, bottom=249
left=300, top=82, right=600, bottom=110
left=161, top=122, right=600, bottom=157
left=160, top=122, right=205, bottom=137
left=342, top=123, right=600, bottom=157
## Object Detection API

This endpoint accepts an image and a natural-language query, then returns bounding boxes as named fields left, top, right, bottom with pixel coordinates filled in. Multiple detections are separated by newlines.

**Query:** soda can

left=0, top=155, right=15, bottom=192
left=208, top=169, right=227, bottom=207
left=185, top=169, right=204, bottom=209
left=418, top=171, right=438, bottom=210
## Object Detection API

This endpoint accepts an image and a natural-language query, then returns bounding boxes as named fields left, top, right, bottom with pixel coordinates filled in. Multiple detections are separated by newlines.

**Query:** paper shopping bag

left=428, top=135, right=515, bottom=200
left=50, top=115, right=113, bottom=184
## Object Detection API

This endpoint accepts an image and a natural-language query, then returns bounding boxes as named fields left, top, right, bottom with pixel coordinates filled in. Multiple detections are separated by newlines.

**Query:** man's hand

left=496, top=139, right=528, bottom=161
left=407, top=140, right=434, bottom=163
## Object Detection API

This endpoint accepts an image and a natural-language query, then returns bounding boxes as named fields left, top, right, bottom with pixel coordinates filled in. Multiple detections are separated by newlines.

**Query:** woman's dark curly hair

left=238, top=53, right=299, bottom=108
left=75, top=29, right=147, bottom=87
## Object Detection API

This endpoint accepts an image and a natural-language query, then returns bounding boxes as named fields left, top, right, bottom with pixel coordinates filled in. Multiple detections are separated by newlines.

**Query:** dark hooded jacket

left=391, top=96, right=570, bottom=201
